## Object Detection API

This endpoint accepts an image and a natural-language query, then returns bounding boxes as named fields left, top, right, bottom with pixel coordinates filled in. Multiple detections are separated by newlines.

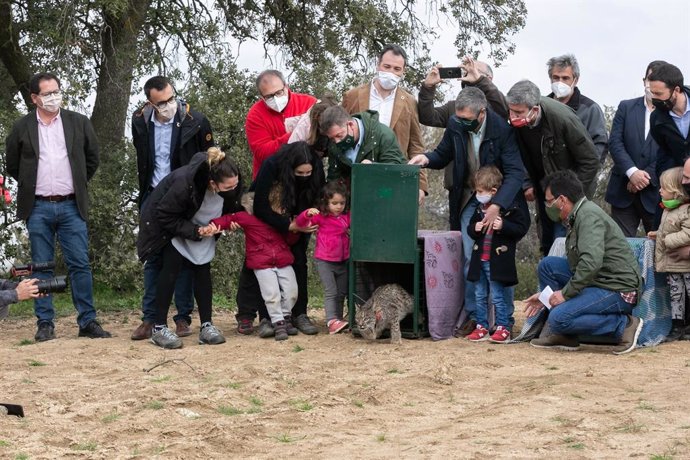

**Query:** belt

left=35, top=194, right=75, bottom=202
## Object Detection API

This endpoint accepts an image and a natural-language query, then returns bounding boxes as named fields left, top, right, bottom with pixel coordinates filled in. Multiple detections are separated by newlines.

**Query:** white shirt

left=35, top=111, right=74, bottom=196
left=151, top=110, right=175, bottom=187
left=369, top=81, right=397, bottom=127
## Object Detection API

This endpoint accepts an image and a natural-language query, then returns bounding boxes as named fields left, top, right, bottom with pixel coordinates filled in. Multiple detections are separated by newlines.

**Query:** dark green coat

left=5, top=109, right=99, bottom=221
left=327, top=110, right=405, bottom=181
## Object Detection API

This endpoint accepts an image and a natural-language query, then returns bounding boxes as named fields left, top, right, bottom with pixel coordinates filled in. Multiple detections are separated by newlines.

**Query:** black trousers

left=235, top=232, right=311, bottom=321
left=155, top=243, right=213, bottom=326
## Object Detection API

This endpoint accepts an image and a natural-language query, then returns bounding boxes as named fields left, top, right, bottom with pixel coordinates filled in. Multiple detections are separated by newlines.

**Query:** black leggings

left=155, top=243, right=212, bottom=325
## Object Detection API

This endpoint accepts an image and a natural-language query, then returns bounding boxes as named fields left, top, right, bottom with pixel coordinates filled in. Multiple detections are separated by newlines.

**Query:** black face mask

left=651, top=93, right=676, bottom=111
left=295, top=175, right=311, bottom=184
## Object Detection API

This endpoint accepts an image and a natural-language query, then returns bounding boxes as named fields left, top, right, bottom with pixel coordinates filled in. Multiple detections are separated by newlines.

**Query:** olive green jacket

left=327, top=110, right=405, bottom=181
left=563, top=198, right=643, bottom=300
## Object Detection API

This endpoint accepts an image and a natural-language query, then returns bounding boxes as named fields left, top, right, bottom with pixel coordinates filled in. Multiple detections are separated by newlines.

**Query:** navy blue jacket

left=651, top=86, right=690, bottom=175
left=605, top=97, right=660, bottom=214
left=424, top=108, right=525, bottom=211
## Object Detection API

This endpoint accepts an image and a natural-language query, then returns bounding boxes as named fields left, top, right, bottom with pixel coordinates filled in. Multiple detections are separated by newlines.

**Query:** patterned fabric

left=512, top=237, right=671, bottom=346
left=418, top=230, right=463, bottom=340
left=620, top=291, right=638, bottom=305
left=667, top=273, right=690, bottom=320
left=480, top=227, right=493, bottom=262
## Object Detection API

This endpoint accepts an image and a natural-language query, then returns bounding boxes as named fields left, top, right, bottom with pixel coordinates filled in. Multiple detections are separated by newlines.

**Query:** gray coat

left=5, top=109, right=99, bottom=221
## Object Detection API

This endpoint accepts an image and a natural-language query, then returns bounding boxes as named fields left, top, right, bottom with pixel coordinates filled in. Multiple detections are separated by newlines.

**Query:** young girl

left=648, top=166, right=690, bottom=340
left=296, top=182, right=351, bottom=334
left=207, top=194, right=299, bottom=341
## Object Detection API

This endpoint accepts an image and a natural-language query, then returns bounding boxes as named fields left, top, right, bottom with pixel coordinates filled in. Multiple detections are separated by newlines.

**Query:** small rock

left=176, top=408, right=200, bottom=418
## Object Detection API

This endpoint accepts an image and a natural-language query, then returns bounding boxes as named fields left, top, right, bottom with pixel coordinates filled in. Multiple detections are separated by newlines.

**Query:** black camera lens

left=35, top=276, right=68, bottom=295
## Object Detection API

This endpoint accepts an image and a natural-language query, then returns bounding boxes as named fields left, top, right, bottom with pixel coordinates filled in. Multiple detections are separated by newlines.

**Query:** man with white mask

left=6, top=72, right=110, bottom=342
left=129, top=75, right=215, bottom=341
left=342, top=44, right=427, bottom=203
left=245, top=70, right=316, bottom=179
left=546, top=54, right=608, bottom=162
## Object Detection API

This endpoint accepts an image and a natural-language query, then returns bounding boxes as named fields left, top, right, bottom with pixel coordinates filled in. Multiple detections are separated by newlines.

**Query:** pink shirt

left=35, top=110, right=74, bottom=196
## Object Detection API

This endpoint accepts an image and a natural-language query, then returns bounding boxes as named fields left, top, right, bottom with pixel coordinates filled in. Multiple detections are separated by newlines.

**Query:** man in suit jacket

left=342, top=44, right=427, bottom=203
left=605, top=61, right=665, bottom=237
left=5, top=72, right=110, bottom=342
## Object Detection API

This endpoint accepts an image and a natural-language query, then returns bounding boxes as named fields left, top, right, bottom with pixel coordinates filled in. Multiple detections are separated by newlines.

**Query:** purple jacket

left=296, top=210, right=350, bottom=262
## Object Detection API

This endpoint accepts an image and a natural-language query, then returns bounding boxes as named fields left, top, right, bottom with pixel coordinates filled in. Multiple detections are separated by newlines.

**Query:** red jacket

left=211, top=212, right=298, bottom=270
left=244, top=89, right=317, bottom=179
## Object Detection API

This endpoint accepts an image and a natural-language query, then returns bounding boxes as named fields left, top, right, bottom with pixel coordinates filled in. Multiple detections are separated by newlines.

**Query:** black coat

left=5, top=109, right=99, bottom=221
left=650, top=86, right=690, bottom=175
left=132, top=102, right=214, bottom=205
left=136, top=152, right=243, bottom=262
left=466, top=194, right=530, bottom=286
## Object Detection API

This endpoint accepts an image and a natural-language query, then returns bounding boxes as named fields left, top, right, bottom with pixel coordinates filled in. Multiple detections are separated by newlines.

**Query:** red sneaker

left=327, top=319, right=349, bottom=334
left=466, top=325, right=490, bottom=342
left=489, top=326, right=511, bottom=343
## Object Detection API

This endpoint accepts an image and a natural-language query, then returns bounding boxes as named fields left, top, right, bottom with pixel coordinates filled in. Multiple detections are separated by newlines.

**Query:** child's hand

left=492, top=216, right=503, bottom=230
left=474, top=221, right=484, bottom=232
left=647, top=231, right=657, bottom=240
left=307, top=208, right=320, bottom=217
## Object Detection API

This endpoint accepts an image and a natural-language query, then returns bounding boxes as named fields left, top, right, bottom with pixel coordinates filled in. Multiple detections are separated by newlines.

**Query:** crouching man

left=524, top=170, right=644, bottom=354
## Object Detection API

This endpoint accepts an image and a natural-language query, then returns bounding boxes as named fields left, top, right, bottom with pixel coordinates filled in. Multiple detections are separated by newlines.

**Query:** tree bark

left=90, top=0, right=151, bottom=153
left=0, top=0, right=32, bottom=109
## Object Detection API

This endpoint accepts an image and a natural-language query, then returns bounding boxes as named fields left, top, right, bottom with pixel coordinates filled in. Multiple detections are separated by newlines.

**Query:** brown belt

left=35, top=194, right=75, bottom=202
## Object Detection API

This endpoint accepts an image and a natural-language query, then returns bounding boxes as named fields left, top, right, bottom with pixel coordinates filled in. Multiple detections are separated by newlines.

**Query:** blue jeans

left=460, top=197, right=479, bottom=319
left=475, top=261, right=515, bottom=329
left=142, top=250, right=194, bottom=324
left=538, top=256, right=632, bottom=338
left=26, top=200, right=96, bottom=328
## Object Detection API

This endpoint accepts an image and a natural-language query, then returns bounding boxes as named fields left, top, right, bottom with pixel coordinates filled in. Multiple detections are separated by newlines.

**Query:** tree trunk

left=90, top=1, right=150, bottom=153
left=0, top=0, right=32, bottom=109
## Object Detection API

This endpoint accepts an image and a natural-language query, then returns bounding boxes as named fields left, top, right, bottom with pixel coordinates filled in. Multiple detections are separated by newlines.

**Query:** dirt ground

left=2, top=305, right=690, bottom=460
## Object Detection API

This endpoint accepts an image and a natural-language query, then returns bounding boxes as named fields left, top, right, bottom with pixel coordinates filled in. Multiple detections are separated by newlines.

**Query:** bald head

left=476, top=61, right=493, bottom=80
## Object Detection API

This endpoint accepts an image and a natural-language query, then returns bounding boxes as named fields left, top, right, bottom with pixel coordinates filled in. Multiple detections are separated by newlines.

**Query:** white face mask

left=476, top=193, right=493, bottom=204
left=155, top=100, right=178, bottom=121
left=40, top=93, right=62, bottom=113
left=377, top=71, right=401, bottom=91
left=551, top=81, right=572, bottom=99
left=266, top=94, right=288, bottom=112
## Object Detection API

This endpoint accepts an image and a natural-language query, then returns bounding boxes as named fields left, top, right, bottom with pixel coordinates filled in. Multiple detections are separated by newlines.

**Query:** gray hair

left=255, top=70, right=285, bottom=90
left=546, top=54, right=580, bottom=79
left=506, top=80, right=541, bottom=107
left=454, top=87, right=487, bottom=115
left=319, top=106, right=351, bottom=134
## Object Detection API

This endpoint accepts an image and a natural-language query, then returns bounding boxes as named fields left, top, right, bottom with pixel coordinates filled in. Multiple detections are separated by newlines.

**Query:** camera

left=10, top=261, right=69, bottom=295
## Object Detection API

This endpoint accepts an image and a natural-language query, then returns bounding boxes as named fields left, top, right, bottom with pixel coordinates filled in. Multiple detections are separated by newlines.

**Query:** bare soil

left=2, top=305, right=690, bottom=459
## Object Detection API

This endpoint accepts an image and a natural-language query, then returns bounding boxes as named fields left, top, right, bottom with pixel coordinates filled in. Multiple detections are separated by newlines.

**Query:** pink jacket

left=296, top=210, right=350, bottom=262
left=211, top=211, right=298, bottom=270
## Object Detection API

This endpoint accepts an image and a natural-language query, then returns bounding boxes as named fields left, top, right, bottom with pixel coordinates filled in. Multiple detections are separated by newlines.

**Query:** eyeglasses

left=545, top=195, right=559, bottom=206
left=262, top=87, right=286, bottom=100
left=39, top=90, right=61, bottom=97
left=151, top=95, right=176, bottom=110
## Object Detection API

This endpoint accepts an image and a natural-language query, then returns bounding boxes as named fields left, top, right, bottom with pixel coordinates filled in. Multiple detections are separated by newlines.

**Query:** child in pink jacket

left=296, top=182, right=351, bottom=334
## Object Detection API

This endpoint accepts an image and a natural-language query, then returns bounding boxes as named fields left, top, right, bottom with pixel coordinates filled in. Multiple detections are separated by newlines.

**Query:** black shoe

left=284, top=316, right=299, bottom=336
left=293, top=314, right=318, bottom=335
left=35, top=323, right=55, bottom=342
left=273, top=321, right=288, bottom=341
left=78, top=320, right=112, bottom=339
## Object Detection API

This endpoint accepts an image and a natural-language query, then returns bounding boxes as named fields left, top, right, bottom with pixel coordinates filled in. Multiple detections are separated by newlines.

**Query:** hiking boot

left=489, top=326, right=511, bottom=343
left=258, top=318, right=275, bottom=338
left=327, top=319, right=349, bottom=334
left=151, top=326, right=183, bottom=349
left=237, top=318, right=254, bottom=335
left=35, top=322, right=55, bottom=342
left=273, top=321, right=288, bottom=341
left=455, top=319, right=477, bottom=337
left=466, top=324, right=490, bottom=342
left=199, top=322, right=226, bottom=345
left=131, top=321, right=153, bottom=340
left=175, top=319, right=193, bottom=337
left=78, top=320, right=112, bottom=339
left=293, top=314, right=318, bottom=335
left=284, top=316, right=299, bottom=336
left=530, top=331, right=580, bottom=351
left=612, top=315, right=643, bottom=355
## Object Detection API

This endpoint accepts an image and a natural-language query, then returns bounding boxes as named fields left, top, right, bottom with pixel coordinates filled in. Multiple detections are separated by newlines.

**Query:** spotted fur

left=356, top=284, right=414, bottom=344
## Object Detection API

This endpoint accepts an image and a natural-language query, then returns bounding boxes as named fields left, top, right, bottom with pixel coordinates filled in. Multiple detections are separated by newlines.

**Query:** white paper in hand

left=538, top=286, right=554, bottom=309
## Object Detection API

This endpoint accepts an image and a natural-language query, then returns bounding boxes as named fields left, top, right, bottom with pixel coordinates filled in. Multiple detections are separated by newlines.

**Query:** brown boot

left=175, top=319, right=193, bottom=337
left=131, top=321, right=153, bottom=340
